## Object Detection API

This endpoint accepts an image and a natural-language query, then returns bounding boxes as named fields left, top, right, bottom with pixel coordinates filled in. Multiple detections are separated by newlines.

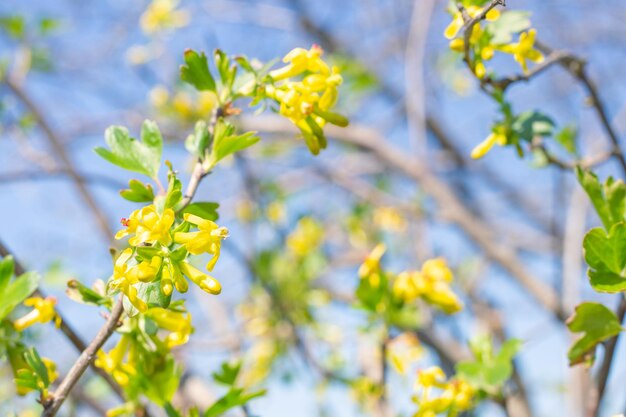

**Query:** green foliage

left=182, top=202, right=220, bottom=221
left=185, top=120, right=210, bottom=158
left=120, top=179, right=155, bottom=203
left=512, top=110, right=555, bottom=142
left=14, top=347, right=52, bottom=396
left=212, top=360, right=242, bottom=386
left=95, top=120, right=163, bottom=179
left=583, top=223, right=626, bottom=293
left=206, top=118, right=260, bottom=168
left=180, top=49, right=217, bottom=92
left=0, top=256, right=39, bottom=321
left=0, top=15, right=26, bottom=39
left=66, top=279, right=112, bottom=308
left=203, top=388, right=266, bottom=417
left=577, top=168, right=626, bottom=230
left=456, top=336, right=522, bottom=395
left=554, top=125, right=578, bottom=155
left=566, top=302, right=623, bottom=365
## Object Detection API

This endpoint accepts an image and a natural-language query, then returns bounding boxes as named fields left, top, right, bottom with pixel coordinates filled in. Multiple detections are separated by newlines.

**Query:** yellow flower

left=498, top=29, right=544, bottom=73
left=95, top=334, right=136, bottom=387
left=393, top=271, right=421, bottom=302
left=265, top=45, right=347, bottom=155
left=373, top=206, right=407, bottom=233
left=422, top=259, right=453, bottom=283
left=178, top=261, right=221, bottom=294
left=286, top=217, right=324, bottom=257
left=140, top=0, right=190, bottom=35
left=269, top=45, right=330, bottom=81
left=13, top=296, right=61, bottom=331
left=444, top=6, right=500, bottom=39
left=116, top=205, right=175, bottom=247
left=174, top=213, right=228, bottom=271
left=419, top=258, right=462, bottom=314
left=109, top=249, right=148, bottom=313
left=266, top=201, right=286, bottom=224
left=145, top=307, right=193, bottom=348
left=388, top=333, right=423, bottom=374
left=358, top=243, right=386, bottom=280
left=150, top=85, right=169, bottom=108
left=414, top=367, right=475, bottom=416
left=471, top=128, right=507, bottom=159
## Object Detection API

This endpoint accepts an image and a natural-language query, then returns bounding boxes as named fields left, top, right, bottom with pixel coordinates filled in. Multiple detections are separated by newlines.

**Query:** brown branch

left=240, top=115, right=567, bottom=321
left=0, top=240, right=126, bottom=401
left=42, top=297, right=125, bottom=417
left=3, top=77, right=115, bottom=242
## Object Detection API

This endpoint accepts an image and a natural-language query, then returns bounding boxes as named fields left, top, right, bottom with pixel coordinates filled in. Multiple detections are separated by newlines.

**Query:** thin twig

left=0, top=240, right=126, bottom=400
left=3, top=78, right=115, bottom=242
left=42, top=298, right=125, bottom=417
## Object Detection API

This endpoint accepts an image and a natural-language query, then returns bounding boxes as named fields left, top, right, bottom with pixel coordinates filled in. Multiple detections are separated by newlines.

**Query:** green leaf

left=23, top=348, right=49, bottom=387
left=120, top=179, right=155, bottom=203
left=485, top=11, right=531, bottom=44
left=0, top=15, right=26, bottom=39
left=181, top=49, right=216, bottom=92
left=212, top=360, right=242, bottom=386
left=143, top=357, right=182, bottom=406
left=208, top=118, right=260, bottom=167
left=456, top=337, right=521, bottom=394
left=95, top=121, right=163, bottom=178
left=204, top=388, right=266, bottom=417
left=0, top=272, right=40, bottom=320
left=555, top=125, right=578, bottom=155
left=66, top=279, right=111, bottom=307
left=0, top=255, right=15, bottom=294
left=567, top=302, right=623, bottom=365
left=164, top=403, right=182, bottom=417
left=583, top=223, right=626, bottom=292
left=185, top=121, right=210, bottom=158
left=512, top=111, right=554, bottom=142
left=182, top=202, right=220, bottom=221
left=576, top=168, right=626, bottom=230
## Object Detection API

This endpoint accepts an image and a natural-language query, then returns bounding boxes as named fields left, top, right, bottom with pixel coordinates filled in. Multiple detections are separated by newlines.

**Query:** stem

left=41, top=297, right=125, bottom=417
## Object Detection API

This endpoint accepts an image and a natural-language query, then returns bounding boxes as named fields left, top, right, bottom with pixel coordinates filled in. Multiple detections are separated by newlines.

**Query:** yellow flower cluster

left=286, top=216, right=325, bottom=257
left=413, top=366, right=475, bottom=417
left=266, top=45, right=347, bottom=155
left=140, top=0, right=190, bottom=35
left=95, top=334, right=137, bottom=387
left=13, top=296, right=61, bottom=332
left=150, top=85, right=217, bottom=122
left=444, top=6, right=500, bottom=40
left=112, top=205, right=228, bottom=312
left=393, top=258, right=463, bottom=314
left=95, top=308, right=193, bottom=387
left=446, top=3, right=544, bottom=77
left=358, top=243, right=386, bottom=287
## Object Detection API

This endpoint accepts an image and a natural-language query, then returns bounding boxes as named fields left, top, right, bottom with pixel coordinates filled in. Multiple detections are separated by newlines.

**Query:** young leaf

left=181, top=49, right=216, bottom=92
left=0, top=255, right=15, bottom=294
left=204, top=388, right=266, bottom=417
left=567, top=302, right=623, bottom=365
left=213, top=360, right=242, bottom=386
left=555, top=125, right=578, bottom=155
left=182, top=202, right=220, bottom=221
left=485, top=11, right=531, bottom=44
left=0, top=271, right=40, bottom=320
left=66, top=279, right=111, bottom=307
left=120, top=179, right=155, bottom=203
left=456, top=337, right=522, bottom=394
left=512, top=111, right=554, bottom=142
left=583, top=223, right=626, bottom=292
left=576, top=168, right=626, bottom=230
left=95, top=121, right=163, bottom=179
left=185, top=120, right=210, bottom=158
